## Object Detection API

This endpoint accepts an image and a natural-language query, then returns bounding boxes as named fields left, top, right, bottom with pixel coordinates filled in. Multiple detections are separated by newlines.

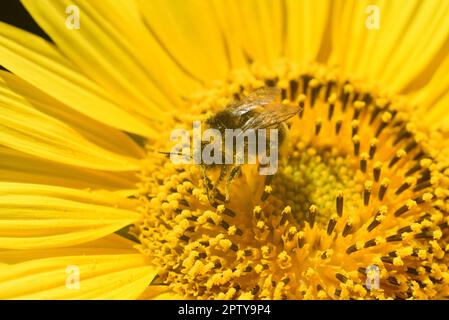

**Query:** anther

left=367, top=206, right=387, bottom=232
left=386, top=234, right=403, bottom=242
left=279, top=210, right=289, bottom=226
left=388, top=277, right=400, bottom=286
left=375, top=112, right=392, bottom=137
left=395, top=177, right=416, bottom=195
left=363, top=181, right=373, bottom=206
left=328, top=94, right=337, bottom=121
left=327, top=217, right=337, bottom=235
left=179, top=235, right=190, bottom=242
left=281, top=88, right=287, bottom=100
left=315, top=118, right=322, bottom=135
left=336, top=192, right=344, bottom=217
left=342, top=221, right=353, bottom=237
left=364, top=238, right=377, bottom=248
left=224, top=207, right=236, bottom=217
left=413, top=180, right=432, bottom=192
left=298, top=94, right=306, bottom=118
left=405, top=141, right=418, bottom=153
left=346, top=244, right=358, bottom=254
left=369, top=138, right=378, bottom=159
left=289, top=79, right=299, bottom=100
left=220, top=220, right=230, bottom=231
left=251, top=285, right=260, bottom=295
left=351, top=120, right=359, bottom=137
left=310, top=79, right=321, bottom=107
left=297, top=236, right=305, bottom=248
left=336, top=273, right=348, bottom=284
left=335, top=119, right=343, bottom=135
left=353, top=101, right=365, bottom=120
left=378, top=178, right=390, bottom=201
left=388, top=149, right=406, bottom=168
left=381, top=256, right=394, bottom=264
left=325, top=81, right=335, bottom=100
left=373, top=162, right=382, bottom=182
left=341, top=84, right=354, bottom=110
left=265, top=78, right=278, bottom=87
left=360, top=153, right=369, bottom=173
left=370, top=106, right=382, bottom=125
left=308, top=205, right=317, bottom=228
left=405, top=163, right=421, bottom=176
left=393, top=129, right=412, bottom=146
left=352, top=135, right=360, bottom=157
left=394, top=199, right=417, bottom=217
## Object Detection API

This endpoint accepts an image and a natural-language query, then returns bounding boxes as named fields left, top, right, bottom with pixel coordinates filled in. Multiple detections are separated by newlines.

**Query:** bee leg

left=278, top=122, right=288, bottom=146
left=277, top=122, right=291, bottom=162
left=264, top=174, right=274, bottom=187
left=201, top=165, right=215, bottom=204
left=204, top=165, right=229, bottom=205
left=216, top=165, right=229, bottom=187
left=224, top=165, right=242, bottom=202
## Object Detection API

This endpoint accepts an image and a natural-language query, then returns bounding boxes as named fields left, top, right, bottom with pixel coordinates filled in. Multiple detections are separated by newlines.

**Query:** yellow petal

left=0, top=74, right=141, bottom=171
left=229, top=0, right=284, bottom=66
left=68, top=266, right=157, bottom=300
left=380, top=0, right=449, bottom=92
left=0, top=233, right=138, bottom=263
left=0, top=249, right=155, bottom=299
left=151, top=291, right=186, bottom=300
left=0, top=182, right=138, bottom=209
left=0, top=71, right=145, bottom=159
left=329, top=0, right=449, bottom=93
left=285, top=0, right=330, bottom=64
left=417, top=91, right=449, bottom=131
left=137, top=285, right=171, bottom=300
left=138, top=0, right=230, bottom=83
left=81, top=0, right=201, bottom=101
left=20, top=0, right=192, bottom=119
left=0, top=184, right=140, bottom=249
left=408, top=42, right=449, bottom=130
left=0, top=146, right=138, bottom=190
left=0, top=21, right=155, bottom=136
left=209, top=0, right=247, bottom=70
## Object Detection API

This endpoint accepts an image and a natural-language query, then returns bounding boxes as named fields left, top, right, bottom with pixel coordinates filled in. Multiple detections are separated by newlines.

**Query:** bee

left=201, top=87, right=302, bottom=203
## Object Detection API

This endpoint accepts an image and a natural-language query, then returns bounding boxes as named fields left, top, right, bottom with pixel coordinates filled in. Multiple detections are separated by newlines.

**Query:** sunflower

left=0, top=0, right=449, bottom=300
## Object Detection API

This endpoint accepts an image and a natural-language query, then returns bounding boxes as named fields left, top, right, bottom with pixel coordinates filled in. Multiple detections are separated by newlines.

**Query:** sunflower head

left=1, top=0, right=449, bottom=300
left=134, top=62, right=449, bottom=299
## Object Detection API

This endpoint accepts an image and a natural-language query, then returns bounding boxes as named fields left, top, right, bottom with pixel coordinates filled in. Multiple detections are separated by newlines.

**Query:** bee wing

left=243, top=87, right=281, bottom=105
left=228, top=87, right=281, bottom=116
left=240, top=103, right=299, bottom=132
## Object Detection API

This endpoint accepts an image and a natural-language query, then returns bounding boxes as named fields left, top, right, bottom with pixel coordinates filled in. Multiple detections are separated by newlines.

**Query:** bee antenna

left=147, top=148, right=193, bottom=159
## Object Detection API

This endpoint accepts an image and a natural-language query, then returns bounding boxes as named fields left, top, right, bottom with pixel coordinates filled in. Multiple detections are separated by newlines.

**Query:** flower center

left=133, top=62, right=449, bottom=300
left=271, top=147, right=362, bottom=227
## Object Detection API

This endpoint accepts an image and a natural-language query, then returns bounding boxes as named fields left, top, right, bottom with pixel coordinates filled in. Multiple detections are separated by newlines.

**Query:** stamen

left=327, top=94, right=336, bottom=120
left=363, top=181, right=373, bottom=206
left=373, top=162, right=382, bottom=182
left=379, top=178, right=390, bottom=201
left=336, top=192, right=344, bottom=217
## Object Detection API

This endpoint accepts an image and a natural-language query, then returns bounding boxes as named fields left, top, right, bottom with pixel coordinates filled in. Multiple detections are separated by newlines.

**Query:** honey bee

left=201, top=87, right=302, bottom=203
left=158, top=87, right=302, bottom=204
